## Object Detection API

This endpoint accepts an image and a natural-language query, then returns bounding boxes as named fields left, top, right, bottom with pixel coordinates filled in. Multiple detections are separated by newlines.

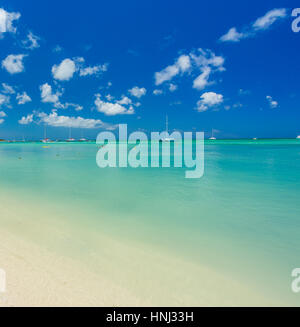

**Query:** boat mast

left=166, top=115, right=168, bottom=133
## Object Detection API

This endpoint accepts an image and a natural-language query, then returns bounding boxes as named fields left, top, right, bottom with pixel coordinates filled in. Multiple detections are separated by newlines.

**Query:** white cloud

left=2, top=83, right=15, bottom=94
left=95, top=94, right=134, bottom=116
left=52, top=58, right=76, bottom=81
left=106, top=94, right=114, bottom=101
left=54, top=102, right=83, bottom=111
left=0, top=111, right=6, bottom=117
left=266, top=95, right=278, bottom=108
left=0, top=8, right=20, bottom=35
left=153, top=89, right=163, bottom=95
left=190, top=49, right=225, bottom=70
left=37, top=111, right=110, bottom=129
left=40, top=83, right=62, bottom=104
left=219, top=27, right=247, bottom=42
left=253, top=8, right=287, bottom=30
left=128, top=86, right=146, bottom=98
left=193, top=66, right=211, bottom=90
left=22, top=32, right=40, bottom=50
left=220, top=8, right=287, bottom=43
left=16, top=92, right=32, bottom=105
left=191, top=49, right=225, bottom=90
left=155, top=49, right=225, bottom=91
left=155, top=54, right=191, bottom=85
left=196, top=92, right=224, bottom=112
left=52, top=57, right=107, bottom=80
left=0, top=94, right=10, bottom=107
left=79, top=63, right=108, bottom=76
left=169, top=83, right=178, bottom=92
left=117, top=96, right=132, bottom=105
left=2, top=54, right=26, bottom=74
left=177, top=54, right=191, bottom=72
left=18, top=114, right=33, bottom=125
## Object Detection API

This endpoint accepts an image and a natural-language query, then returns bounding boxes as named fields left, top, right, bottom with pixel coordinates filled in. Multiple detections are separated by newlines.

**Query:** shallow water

left=0, top=139, right=300, bottom=305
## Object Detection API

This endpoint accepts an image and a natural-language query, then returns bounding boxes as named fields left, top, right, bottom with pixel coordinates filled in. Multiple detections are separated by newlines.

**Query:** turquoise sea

left=0, top=139, right=300, bottom=305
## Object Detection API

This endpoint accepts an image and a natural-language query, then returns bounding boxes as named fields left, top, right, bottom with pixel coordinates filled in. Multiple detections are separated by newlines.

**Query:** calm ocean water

left=0, top=139, right=300, bottom=305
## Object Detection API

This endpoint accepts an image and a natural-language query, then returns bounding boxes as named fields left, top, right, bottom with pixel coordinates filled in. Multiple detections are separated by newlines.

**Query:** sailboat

left=297, top=135, right=300, bottom=139
left=162, top=115, right=174, bottom=142
left=209, top=129, right=216, bottom=140
left=79, top=129, right=87, bottom=142
left=42, top=125, right=51, bottom=143
left=67, top=127, right=76, bottom=142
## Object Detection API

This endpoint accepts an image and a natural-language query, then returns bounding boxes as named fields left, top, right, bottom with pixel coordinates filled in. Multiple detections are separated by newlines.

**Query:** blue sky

left=0, top=0, right=299, bottom=139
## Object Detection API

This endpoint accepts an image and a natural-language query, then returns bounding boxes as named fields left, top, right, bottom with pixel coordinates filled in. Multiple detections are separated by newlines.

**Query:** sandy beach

left=0, top=188, right=274, bottom=307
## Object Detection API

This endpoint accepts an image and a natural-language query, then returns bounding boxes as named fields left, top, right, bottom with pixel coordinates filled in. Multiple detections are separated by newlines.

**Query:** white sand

left=0, top=190, right=275, bottom=307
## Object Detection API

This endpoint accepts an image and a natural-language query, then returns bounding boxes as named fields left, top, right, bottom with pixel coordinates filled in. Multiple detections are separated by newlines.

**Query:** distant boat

left=162, top=115, right=174, bottom=142
left=253, top=138, right=258, bottom=140
left=67, top=127, right=76, bottom=142
left=79, top=129, right=87, bottom=142
left=297, top=136, right=300, bottom=139
left=209, top=129, right=216, bottom=140
left=42, top=125, right=51, bottom=143
left=42, top=138, right=51, bottom=143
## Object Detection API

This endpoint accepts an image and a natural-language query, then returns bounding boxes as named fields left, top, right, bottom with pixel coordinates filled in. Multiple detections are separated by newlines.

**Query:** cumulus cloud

left=220, top=8, right=287, bottom=42
left=18, top=113, right=33, bottom=125
left=0, top=94, right=10, bottom=107
left=128, top=86, right=146, bottom=98
left=266, top=95, right=278, bottom=108
left=52, top=58, right=76, bottom=81
left=253, top=8, right=287, bottom=30
left=16, top=92, right=32, bottom=105
left=22, top=32, right=40, bottom=50
left=154, top=49, right=225, bottom=91
left=193, top=66, right=211, bottom=90
left=54, top=102, right=83, bottom=111
left=219, top=27, right=246, bottom=42
left=169, top=83, right=178, bottom=92
left=0, top=110, right=7, bottom=124
left=40, top=83, right=62, bottom=104
left=155, top=54, right=191, bottom=85
left=153, top=89, right=163, bottom=95
left=0, top=8, right=20, bottom=35
left=39, top=83, right=83, bottom=111
left=52, top=57, right=108, bottom=81
left=196, top=92, right=224, bottom=112
left=2, top=83, right=15, bottom=94
left=37, top=110, right=111, bottom=129
left=95, top=94, right=134, bottom=116
left=117, top=96, right=132, bottom=105
left=79, top=63, right=108, bottom=76
left=191, top=49, right=225, bottom=90
left=2, top=54, right=26, bottom=74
